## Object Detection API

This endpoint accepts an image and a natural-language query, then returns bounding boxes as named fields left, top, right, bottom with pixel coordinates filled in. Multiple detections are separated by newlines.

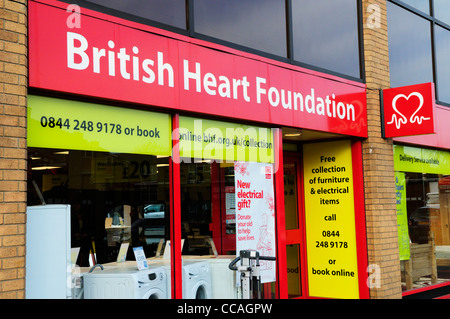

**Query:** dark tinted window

left=193, top=0, right=287, bottom=57
left=435, top=26, right=450, bottom=102
left=387, top=2, right=433, bottom=87
left=291, top=0, right=361, bottom=78
left=84, top=0, right=186, bottom=29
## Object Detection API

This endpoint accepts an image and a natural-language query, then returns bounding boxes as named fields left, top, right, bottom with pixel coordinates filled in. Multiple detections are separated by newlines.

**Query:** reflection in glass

left=291, top=0, right=361, bottom=78
left=387, top=2, right=434, bottom=87
left=180, top=162, right=214, bottom=256
left=435, top=26, right=450, bottom=103
left=27, top=148, right=171, bottom=266
left=179, top=160, right=278, bottom=299
left=180, top=161, right=238, bottom=299
left=284, top=162, right=298, bottom=229
left=194, top=0, right=287, bottom=57
left=400, top=172, right=450, bottom=291
left=400, top=0, right=430, bottom=14
left=434, top=0, right=450, bottom=25
left=84, top=0, right=186, bottom=29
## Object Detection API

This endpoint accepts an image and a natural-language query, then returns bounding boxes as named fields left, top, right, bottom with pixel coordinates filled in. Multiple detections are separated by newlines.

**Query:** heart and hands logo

left=387, top=92, right=430, bottom=129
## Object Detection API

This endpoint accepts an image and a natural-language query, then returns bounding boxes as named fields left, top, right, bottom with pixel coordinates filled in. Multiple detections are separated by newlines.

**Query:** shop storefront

left=25, top=0, right=370, bottom=299
left=381, top=81, right=450, bottom=296
left=383, top=0, right=450, bottom=298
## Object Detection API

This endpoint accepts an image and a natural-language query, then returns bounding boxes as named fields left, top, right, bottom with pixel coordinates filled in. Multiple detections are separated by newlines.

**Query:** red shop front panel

left=29, top=0, right=367, bottom=138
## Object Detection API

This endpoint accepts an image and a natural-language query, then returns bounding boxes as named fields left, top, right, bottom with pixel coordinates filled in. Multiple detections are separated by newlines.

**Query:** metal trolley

left=229, top=250, right=276, bottom=299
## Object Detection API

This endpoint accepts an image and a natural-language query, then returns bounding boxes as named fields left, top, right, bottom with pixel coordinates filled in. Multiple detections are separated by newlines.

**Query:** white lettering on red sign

left=29, top=1, right=368, bottom=137
left=67, top=32, right=356, bottom=121
left=67, top=32, right=174, bottom=87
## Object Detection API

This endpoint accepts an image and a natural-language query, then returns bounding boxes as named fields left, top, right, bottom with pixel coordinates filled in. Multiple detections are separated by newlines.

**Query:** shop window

left=26, top=95, right=174, bottom=299
left=180, top=162, right=214, bottom=256
left=26, top=95, right=280, bottom=299
left=28, top=149, right=170, bottom=266
left=193, top=0, right=287, bottom=57
left=387, top=1, right=434, bottom=88
left=400, top=173, right=450, bottom=290
left=291, top=0, right=361, bottom=79
left=394, top=146, right=450, bottom=291
left=178, top=116, right=278, bottom=299
left=179, top=161, right=278, bottom=299
left=405, top=173, right=441, bottom=244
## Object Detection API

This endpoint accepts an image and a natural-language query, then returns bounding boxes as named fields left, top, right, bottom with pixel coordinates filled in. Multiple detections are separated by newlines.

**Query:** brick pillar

left=361, top=0, right=402, bottom=299
left=0, top=0, right=27, bottom=299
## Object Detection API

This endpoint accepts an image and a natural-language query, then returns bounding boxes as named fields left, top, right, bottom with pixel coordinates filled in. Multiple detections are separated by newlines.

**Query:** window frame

left=389, top=0, right=450, bottom=107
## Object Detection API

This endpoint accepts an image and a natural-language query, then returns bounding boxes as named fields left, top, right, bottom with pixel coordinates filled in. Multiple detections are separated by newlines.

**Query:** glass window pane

left=292, top=0, right=361, bottom=78
left=180, top=162, right=214, bottom=256
left=84, top=0, right=186, bottom=29
left=180, top=162, right=236, bottom=299
left=401, top=0, right=430, bottom=14
left=194, top=0, right=287, bottom=57
left=284, top=162, right=299, bottom=230
left=436, top=175, right=450, bottom=279
left=178, top=117, right=277, bottom=299
left=180, top=160, right=278, bottom=299
left=387, top=2, right=434, bottom=87
left=434, top=0, right=450, bottom=25
left=435, top=26, right=450, bottom=103
left=400, top=172, right=450, bottom=291
left=28, top=149, right=171, bottom=266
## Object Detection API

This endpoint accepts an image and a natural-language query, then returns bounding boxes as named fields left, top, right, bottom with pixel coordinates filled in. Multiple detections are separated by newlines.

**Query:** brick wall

left=361, top=0, right=402, bottom=299
left=0, top=0, right=27, bottom=299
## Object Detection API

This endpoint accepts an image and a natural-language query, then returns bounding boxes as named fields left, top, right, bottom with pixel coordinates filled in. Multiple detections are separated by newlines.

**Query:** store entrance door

left=283, top=154, right=305, bottom=298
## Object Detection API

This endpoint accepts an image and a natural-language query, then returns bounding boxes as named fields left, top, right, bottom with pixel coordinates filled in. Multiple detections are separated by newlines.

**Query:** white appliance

left=83, top=266, right=168, bottom=299
left=26, top=205, right=72, bottom=299
left=182, top=261, right=212, bottom=299
left=201, top=257, right=240, bottom=299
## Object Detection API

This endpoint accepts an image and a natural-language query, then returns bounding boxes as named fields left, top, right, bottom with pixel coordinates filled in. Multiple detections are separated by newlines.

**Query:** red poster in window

left=382, top=83, right=435, bottom=138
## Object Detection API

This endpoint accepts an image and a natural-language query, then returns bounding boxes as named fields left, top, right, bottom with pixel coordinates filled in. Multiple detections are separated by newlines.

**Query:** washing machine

left=83, top=266, right=168, bottom=299
left=182, top=261, right=212, bottom=299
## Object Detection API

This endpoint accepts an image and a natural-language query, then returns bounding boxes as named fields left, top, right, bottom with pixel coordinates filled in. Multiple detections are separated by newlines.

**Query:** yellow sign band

left=28, top=95, right=172, bottom=156
left=178, top=116, right=274, bottom=163
left=393, top=145, right=450, bottom=174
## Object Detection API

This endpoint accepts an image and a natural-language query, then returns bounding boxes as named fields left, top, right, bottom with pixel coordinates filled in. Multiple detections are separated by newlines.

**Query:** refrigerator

left=26, top=204, right=72, bottom=299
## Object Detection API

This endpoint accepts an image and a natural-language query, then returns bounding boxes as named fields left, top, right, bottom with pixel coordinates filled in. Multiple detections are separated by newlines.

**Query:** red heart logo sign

left=382, top=83, right=435, bottom=138
left=387, top=92, right=429, bottom=129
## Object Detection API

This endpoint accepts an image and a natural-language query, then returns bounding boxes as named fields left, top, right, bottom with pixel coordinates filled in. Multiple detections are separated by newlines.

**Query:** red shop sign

left=29, top=0, right=367, bottom=137
left=382, top=83, right=436, bottom=138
